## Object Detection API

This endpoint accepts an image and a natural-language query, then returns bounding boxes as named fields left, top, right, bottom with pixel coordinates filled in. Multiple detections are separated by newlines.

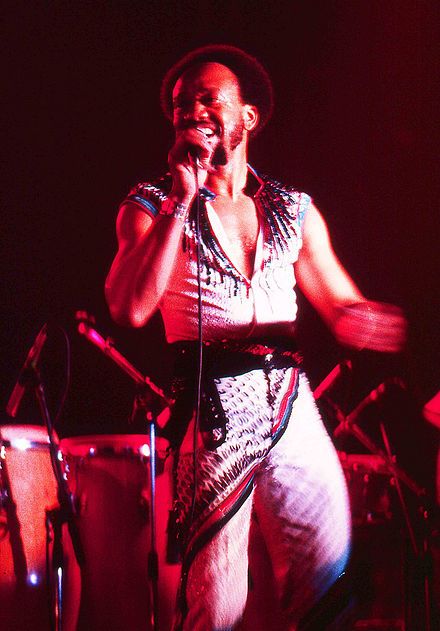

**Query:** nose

left=182, top=99, right=208, bottom=121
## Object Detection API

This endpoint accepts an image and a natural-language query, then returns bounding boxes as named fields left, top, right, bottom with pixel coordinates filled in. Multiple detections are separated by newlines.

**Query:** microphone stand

left=13, top=360, right=84, bottom=631
left=76, top=313, right=171, bottom=631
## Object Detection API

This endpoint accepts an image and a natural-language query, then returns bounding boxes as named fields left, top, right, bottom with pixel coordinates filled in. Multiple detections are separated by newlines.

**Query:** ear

left=243, top=104, right=259, bottom=133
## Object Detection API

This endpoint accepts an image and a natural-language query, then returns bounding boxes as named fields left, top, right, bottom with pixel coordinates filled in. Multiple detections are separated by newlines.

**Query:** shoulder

left=300, top=202, right=332, bottom=253
left=256, top=170, right=312, bottom=230
left=115, top=174, right=171, bottom=240
left=122, top=173, right=173, bottom=219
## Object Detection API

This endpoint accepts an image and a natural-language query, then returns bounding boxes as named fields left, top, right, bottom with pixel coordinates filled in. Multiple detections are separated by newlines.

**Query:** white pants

left=176, top=372, right=351, bottom=631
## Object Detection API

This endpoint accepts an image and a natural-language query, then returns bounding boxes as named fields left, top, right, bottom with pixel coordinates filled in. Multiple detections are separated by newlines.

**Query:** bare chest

left=209, top=196, right=259, bottom=279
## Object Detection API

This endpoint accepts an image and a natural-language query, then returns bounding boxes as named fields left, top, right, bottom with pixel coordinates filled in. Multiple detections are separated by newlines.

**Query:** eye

left=202, top=95, right=221, bottom=106
left=173, top=99, right=187, bottom=111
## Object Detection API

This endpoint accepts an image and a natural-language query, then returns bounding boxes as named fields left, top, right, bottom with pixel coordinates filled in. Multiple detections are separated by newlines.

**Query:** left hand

left=334, top=301, right=408, bottom=352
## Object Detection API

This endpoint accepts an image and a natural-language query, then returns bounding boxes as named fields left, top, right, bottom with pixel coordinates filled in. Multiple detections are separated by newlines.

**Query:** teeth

left=197, top=127, right=214, bottom=138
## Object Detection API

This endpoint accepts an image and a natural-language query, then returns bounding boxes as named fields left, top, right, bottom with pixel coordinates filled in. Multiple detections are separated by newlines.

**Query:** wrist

left=168, top=185, right=194, bottom=207
left=334, top=302, right=376, bottom=351
left=159, top=196, right=190, bottom=222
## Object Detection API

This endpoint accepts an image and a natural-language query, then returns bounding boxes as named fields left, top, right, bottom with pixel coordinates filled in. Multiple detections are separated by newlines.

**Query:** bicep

left=295, top=203, right=364, bottom=324
left=106, top=202, right=154, bottom=285
left=105, top=201, right=155, bottom=311
left=116, top=202, right=154, bottom=249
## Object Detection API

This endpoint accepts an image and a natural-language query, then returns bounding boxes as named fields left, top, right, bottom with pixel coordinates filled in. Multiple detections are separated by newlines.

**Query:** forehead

left=173, top=62, right=242, bottom=98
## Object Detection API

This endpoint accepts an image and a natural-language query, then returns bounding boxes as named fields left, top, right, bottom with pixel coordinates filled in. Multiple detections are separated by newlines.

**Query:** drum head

left=60, top=434, right=150, bottom=457
left=0, top=423, right=58, bottom=445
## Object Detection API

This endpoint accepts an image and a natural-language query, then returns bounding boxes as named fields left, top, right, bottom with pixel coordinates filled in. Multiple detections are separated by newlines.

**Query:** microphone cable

left=188, top=161, right=204, bottom=532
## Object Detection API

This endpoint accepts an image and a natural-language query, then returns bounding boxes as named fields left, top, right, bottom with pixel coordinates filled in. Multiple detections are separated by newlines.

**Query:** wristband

left=159, top=197, right=189, bottom=221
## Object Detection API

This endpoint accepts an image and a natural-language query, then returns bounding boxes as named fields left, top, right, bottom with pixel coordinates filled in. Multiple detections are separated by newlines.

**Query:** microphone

left=188, top=147, right=204, bottom=170
left=313, top=359, right=352, bottom=400
left=187, top=137, right=225, bottom=170
left=6, top=323, right=48, bottom=418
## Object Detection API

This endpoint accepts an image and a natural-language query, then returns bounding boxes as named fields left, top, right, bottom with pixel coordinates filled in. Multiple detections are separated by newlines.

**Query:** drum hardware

left=321, top=371, right=435, bottom=631
left=313, top=358, right=352, bottom=401
left=4, top=323, right=85, bottom=631
left=76, top=311, right=172, bottom=631
left=326, top=379, right=426, bottom=503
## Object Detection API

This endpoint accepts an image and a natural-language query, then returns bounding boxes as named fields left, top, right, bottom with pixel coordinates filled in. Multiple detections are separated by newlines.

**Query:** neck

left=205, top=142, right=249, bottom=201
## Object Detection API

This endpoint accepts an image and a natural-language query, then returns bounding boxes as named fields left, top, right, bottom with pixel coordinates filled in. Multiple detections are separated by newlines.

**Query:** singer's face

left=172, top=62, right=246, bottom=153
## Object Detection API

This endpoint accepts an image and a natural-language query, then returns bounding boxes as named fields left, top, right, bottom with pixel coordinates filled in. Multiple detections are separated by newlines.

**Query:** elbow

left=105, top=287, right=151, bottom=329
left=108, top=303, right=150, bottom=328
left=109, top=306, right=146, bottom=328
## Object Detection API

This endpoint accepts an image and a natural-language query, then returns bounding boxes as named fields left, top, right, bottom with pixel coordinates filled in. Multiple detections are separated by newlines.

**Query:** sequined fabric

left=121, top=166, right=311, bottom=342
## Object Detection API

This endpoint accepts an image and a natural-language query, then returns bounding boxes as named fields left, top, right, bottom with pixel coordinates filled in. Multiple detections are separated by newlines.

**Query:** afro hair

left=160, top=45, right=274, bottom=135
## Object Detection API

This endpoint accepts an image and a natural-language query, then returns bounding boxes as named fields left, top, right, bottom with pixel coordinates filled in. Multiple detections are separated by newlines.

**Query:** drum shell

left=0, top=424, right=78, bottom=631
left=60, top=434, right=180, bottom=631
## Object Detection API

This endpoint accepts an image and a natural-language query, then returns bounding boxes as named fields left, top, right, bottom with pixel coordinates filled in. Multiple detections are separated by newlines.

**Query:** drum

left=60, top=434, right=180, bottom=631
left=0, top=424, right=79, bottom=631
left=339, top=453, right=396, bottom=525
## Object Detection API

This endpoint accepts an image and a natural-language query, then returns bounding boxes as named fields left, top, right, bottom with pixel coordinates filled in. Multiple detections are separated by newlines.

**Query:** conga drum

left=0, top=424, right=79, bottom=631
left=60, top=434, right=180, bottom=631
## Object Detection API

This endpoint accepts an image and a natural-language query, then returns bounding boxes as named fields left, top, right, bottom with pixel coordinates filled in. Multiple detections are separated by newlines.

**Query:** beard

left=212, top=119, right=245, bottom=166
left=229, top=119, right=245, bottom=150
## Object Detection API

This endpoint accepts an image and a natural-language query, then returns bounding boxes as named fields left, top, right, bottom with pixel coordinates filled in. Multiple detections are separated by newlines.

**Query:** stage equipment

left=2, top=324, right=84, bottom=631
left=338, top=453, right=397, bottom=526
left=59, top=435, right=179, bottom=631
left=0, top=424, right=80, bottom=631
left=6, top=324, right=48, bottom=418
left=75, top=312, right=174, bottom=631
left=324, top=377, right=435, bottom=631
left=313, top=359, right=352, bottom=400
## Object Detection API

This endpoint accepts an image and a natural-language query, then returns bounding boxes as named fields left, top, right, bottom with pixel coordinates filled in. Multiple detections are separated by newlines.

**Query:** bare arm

left=105, top=127, right=217, bottom=327
left=105, top=201, right=189, bottom=327
left=295, top=203, right=407, bottom=352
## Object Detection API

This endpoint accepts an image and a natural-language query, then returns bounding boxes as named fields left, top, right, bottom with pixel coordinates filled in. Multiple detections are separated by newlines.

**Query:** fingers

left=170, top=128, right=216, bottom=171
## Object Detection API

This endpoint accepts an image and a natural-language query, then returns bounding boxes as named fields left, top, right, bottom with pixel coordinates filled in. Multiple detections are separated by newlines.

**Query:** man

left=105, top=45, right=406, bottom=631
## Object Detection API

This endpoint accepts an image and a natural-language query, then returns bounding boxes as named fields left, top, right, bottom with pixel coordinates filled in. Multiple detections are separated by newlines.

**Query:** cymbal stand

left=76, top=313, right=171, bottom=631
left=378, top=419, right=434, bottom=631
left=329, top=396, right=434, bottom=630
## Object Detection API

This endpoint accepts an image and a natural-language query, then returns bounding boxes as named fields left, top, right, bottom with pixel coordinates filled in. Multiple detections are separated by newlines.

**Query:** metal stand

left=6, top=360, right=84, bottom=631
left=327, top=390, right=434, bottom=630
left=76, top=312, right=170, bottom=631
left=33, top=369, right=84, bottom=631
left=130, top=385, right=162, bottom=631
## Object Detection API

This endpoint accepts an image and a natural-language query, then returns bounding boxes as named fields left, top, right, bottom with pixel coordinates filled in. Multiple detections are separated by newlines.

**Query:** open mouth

left=196, top=126, right=217, bottom=139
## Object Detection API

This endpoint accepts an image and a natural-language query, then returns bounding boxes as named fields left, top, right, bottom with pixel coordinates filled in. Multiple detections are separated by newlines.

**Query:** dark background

left=2, top=1, right=439, bottom=495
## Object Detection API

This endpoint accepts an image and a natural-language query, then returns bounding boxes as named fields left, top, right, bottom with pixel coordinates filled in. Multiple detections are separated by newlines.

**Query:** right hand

left=168, top=127, right=217, bottom=201
left=334, top=301, right=408, bottom=352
